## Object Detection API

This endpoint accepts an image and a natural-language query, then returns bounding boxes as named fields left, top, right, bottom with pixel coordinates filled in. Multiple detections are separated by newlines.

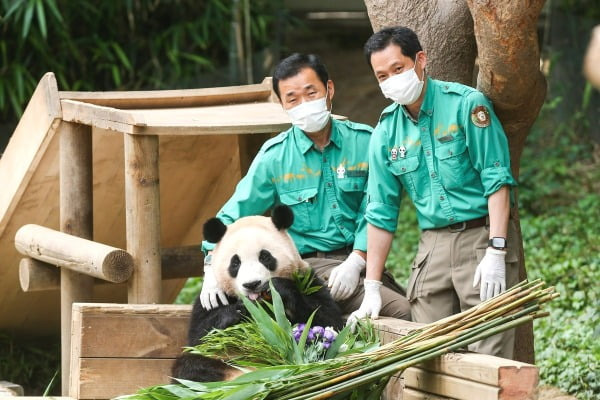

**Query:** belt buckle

left=449, top=221, right=467, bottom=232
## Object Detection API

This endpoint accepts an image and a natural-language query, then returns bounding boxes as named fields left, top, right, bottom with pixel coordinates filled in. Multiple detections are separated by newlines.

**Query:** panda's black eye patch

left=228, top=254, right=241, bottom=277
left=259, top=249, right=277, bottom=271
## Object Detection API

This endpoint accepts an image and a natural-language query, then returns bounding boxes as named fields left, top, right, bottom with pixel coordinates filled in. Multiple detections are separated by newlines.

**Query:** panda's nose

left=243, top=280, right=262, bottom=291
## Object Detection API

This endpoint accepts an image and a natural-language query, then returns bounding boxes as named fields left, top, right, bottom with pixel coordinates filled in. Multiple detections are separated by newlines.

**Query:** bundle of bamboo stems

left=123, top=279, right=557, bottom=400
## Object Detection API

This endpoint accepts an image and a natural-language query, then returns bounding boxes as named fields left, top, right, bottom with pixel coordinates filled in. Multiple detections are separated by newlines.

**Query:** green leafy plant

left=123, top=280, right=557, bottom=400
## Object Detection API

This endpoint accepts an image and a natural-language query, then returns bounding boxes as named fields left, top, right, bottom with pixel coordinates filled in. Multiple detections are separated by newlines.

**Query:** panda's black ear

left=203, top=218, right=227, bottom=243
left=272, top=205, right=294, bottom=230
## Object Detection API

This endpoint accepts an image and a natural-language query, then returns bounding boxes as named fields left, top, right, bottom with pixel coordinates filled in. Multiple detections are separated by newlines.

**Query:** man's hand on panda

left=200, top=265, right=229, bottom=310
left=345, top=279, right=382, bottom=330
left=328, top=252, right=366, bottom=301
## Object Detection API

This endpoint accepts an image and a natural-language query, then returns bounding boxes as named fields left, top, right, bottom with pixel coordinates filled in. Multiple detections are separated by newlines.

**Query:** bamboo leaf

left=35, top=0, right=46, bottom=38
left=111, top=42, right=132, bottom=71
left=4, top=0, right=26, bottom=20
left=44, top=0, right=62, bottom=22
left=21, top=0, right=34, bottom=38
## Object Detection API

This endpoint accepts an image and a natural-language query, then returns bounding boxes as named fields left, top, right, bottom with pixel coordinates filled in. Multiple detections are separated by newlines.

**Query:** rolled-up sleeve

left=463, top=91, right=517, bottom=197
left=365, top=124, right=403, bottom=233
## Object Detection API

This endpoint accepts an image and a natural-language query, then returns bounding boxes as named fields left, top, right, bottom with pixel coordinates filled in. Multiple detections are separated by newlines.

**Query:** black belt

left=426, top=215, right=488, bottom=232
left=301, top=245, right=353, bottom=259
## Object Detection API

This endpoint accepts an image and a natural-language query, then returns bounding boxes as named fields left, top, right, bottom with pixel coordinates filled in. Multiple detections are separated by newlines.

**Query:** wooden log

left=59, top=120, right=94, bottom=395
left=19, top=258, right=60, bottom=291
left=14, top=224, right=133, bottom=283
left=20, top=245, right=203, bottom=292
left=124, top=133, right=161, bottom=303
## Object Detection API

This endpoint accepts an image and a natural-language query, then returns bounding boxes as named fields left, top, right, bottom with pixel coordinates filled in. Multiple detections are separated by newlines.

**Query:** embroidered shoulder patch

left=471, top=105, right=491, bottom=128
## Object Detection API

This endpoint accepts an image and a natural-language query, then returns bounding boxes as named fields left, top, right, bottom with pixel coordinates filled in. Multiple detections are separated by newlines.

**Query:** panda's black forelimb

left=186, top=294, right=246, bottom=344
left=271, top=273, right=344, bottom=331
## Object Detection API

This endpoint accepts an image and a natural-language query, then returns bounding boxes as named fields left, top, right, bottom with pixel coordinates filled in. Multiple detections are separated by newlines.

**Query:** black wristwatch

left=488, top=237, right=507, bottom=250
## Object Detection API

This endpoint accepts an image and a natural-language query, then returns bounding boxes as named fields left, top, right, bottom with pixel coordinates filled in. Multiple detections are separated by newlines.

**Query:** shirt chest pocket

left=434, top=138, right=477, bottom=190
left=389, top=156, right=429, bottom=200
left=336, top=177, right=366, bottom=210
left=279, top=187, right=320, bottom=231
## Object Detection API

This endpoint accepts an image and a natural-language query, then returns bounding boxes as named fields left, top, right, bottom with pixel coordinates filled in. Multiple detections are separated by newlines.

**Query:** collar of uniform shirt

left=293, top=119, right=342, bottom=154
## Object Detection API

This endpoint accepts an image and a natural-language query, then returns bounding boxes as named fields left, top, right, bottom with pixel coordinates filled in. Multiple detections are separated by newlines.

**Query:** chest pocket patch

left=434, top=138, right=477, bottom=190
left=279, top=187, right=320, bottom=231
left=389, top=156, right=430, bottom=200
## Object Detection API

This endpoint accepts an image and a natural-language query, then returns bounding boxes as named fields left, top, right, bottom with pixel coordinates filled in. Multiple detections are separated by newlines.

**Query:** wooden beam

left=19, top=245, right=203, bottom=291
left=124, top=134, right=161, bottom=303
left=402, top=388, right=452, bottom=400
left=417, top=352, right=538, bottom=388
left=75, top=358, right=174, bottom=400
left=0, top=72, right=61, bottom=238
left=59, top=121, right=94, bottom=395
left=14, top=224, right=133, bottom=283
left=403, top=367, right=499, bottom=400
left=59, top=81, right=272, bottom=109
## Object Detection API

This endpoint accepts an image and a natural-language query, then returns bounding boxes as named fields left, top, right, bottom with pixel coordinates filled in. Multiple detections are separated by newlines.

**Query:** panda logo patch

left=471, top=105, right=491, bottom=128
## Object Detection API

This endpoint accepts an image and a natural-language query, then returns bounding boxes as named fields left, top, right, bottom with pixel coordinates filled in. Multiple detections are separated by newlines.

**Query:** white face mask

left=379, top=64, right=424, bottom=105
left=286, top=93, right=331, bottom=133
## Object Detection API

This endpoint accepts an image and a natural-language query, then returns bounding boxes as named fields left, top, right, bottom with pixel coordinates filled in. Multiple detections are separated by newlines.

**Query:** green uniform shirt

left=366, top=77, right=517, bottom=232
left=203, top=118, right=372, bottom=255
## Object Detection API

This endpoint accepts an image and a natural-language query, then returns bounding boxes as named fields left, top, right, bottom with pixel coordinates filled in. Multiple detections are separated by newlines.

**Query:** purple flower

left=311, top=326, right=325, bottom=338
left=323, top=342, right=331, bottom=349
left=324, top=327, right=337, bottom=342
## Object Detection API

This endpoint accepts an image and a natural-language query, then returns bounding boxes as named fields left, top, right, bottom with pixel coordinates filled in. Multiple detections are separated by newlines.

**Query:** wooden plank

left=76, top=358, right=173, bottom=400
left=0, top=72, right=61, bottom=238
left=74, top=304, right=190, bottom=358
left=417, top=352, right=538, bottom=387
left=59, top=80, right=273, bottom=109
left=124, top=134, right=162, bottom=303
left=404, top=367, right=499, bottom=400
left=403, top=388, right=453, bottom=400
left=61, top=100, right=141, bottom=133
left=382, top=374, right=404, bottom=400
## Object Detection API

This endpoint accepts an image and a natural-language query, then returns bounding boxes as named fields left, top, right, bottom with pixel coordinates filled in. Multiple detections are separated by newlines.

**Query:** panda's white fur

left=211, top=215, right=309, bottom=299
left=172, top=206, right=344, bottom=383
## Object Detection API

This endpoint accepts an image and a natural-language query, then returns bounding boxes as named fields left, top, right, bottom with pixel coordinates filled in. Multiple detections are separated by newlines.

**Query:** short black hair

left=364, top=26, right=423, bottom=68
left=272, top=53, right=329, bottom=99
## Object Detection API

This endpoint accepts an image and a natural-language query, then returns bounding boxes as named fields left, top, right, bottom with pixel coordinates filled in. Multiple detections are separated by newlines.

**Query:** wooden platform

left=69, top=303, right=539, bottom=400
left=0, top=73, right=290, bottom=336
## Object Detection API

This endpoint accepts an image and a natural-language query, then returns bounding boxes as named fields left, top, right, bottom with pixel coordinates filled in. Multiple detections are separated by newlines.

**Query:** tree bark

left=364, top=0, right=476, bottom=85
left=466, top=0, right=547, bottom=365
left=363, top=0, right=548, bottom=364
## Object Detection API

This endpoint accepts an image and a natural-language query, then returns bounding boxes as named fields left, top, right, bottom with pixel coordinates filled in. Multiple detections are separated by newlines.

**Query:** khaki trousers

left=406, top=219, right=521, bottom=359
left=306, top=256, right=411, bottom=321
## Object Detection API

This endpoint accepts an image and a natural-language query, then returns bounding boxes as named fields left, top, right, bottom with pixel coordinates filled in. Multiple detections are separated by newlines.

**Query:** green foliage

left=0, top=332, right=60, bottom=395
left=0, top=0, right=285, bottom=121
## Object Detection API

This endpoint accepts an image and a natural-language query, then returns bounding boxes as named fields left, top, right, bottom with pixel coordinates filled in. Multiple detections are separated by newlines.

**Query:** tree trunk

left=364, top=0, right=476, bottom=85
left=363, top=0, right=548, bottom=364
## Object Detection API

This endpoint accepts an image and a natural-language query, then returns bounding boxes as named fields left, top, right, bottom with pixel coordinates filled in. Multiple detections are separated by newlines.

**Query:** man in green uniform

left=200, top=53, right=410, bottom=320
left=349, top=26, right=519, bottom=358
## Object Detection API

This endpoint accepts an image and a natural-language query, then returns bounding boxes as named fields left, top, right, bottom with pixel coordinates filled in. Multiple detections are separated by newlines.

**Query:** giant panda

left=171, top=205, right=344, bottom=382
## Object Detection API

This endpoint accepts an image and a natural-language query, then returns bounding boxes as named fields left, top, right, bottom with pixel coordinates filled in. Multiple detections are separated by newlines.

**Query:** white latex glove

left=328, top=252, right=366, bottom=301
left=473, top=248, right=507, bottom=301
left=200, top=265, right=229, bottom=310
left=345, top=279, right=383, bottom=328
